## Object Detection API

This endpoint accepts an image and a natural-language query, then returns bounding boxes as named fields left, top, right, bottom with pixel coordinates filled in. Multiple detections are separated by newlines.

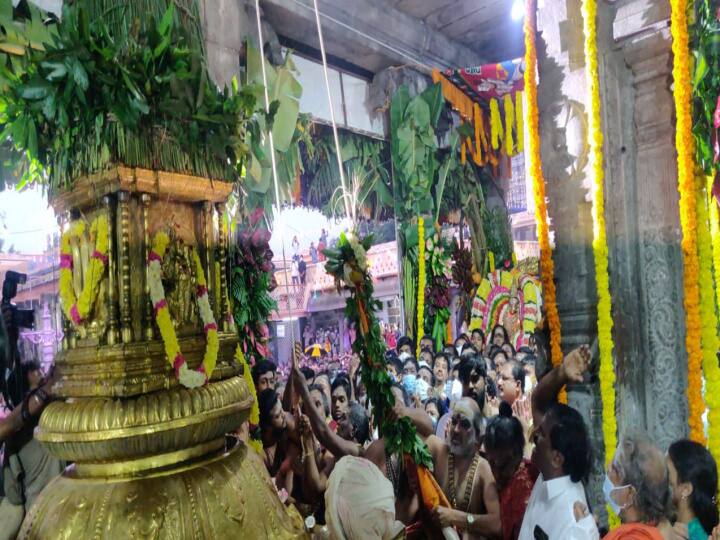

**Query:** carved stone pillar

left=612, top=2, right=689, bottom=448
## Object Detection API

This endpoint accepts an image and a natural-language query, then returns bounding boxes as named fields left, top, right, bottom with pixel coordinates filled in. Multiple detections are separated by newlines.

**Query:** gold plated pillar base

left=19, top=442, right=307, bottom=539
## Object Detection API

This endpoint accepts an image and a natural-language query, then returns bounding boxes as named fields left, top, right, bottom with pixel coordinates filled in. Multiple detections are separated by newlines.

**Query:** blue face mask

left=402, top=374, right=417, bottom=396
left=603, top=474, right=630, bottom=515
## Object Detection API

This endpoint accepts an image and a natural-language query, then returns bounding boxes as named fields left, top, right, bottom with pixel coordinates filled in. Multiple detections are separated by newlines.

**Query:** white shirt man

left=518, top=473, right=599, bottom=540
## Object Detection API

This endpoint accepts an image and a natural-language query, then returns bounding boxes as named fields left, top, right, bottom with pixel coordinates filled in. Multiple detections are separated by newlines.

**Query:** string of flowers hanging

left=697, top=178, right=720, bottom=464
left=523, top=0, right=564, bottom=399
left=59, top=216, right=109, bottom=329
left=670, top=0, right=705, bottom=443
left=416, top=217, right=426, bottom=357
left=580, top=0, right=616, bottom=465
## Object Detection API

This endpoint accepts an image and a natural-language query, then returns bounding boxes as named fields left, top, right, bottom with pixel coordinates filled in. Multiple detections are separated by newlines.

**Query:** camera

left=2, top=270, right=35, bottom=331
left=1, top=270, right=35, bottom=409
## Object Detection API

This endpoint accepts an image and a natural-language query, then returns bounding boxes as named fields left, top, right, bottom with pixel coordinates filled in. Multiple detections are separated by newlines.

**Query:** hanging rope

left=254, top=0, right=297, bottom=350
left=311, top=0, right=355, bottom=224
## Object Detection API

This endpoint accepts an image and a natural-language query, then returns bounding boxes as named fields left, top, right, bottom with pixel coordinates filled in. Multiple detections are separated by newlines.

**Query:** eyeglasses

left=451, top=415, right=473, bottom=431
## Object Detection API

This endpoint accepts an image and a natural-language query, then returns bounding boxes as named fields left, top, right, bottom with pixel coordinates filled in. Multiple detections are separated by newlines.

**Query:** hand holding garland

left=324, top=232, right=432, bottom=469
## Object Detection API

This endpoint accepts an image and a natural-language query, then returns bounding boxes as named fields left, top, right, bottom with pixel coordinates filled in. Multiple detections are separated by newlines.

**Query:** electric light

left=511, top=0, right=524, bottom=21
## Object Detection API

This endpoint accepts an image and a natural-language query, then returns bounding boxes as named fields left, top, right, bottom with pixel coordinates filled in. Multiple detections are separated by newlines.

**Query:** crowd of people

left=248, top=324, right=720, bottom=540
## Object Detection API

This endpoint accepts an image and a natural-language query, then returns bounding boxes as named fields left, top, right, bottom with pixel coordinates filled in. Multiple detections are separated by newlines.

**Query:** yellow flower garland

left=148, top=232, right=220, bottom=388
left=670, top=0, right=705, bottom=443
left=524, top=0, right=564, bottom=399
left=59, top=215, right=109, bottom=328
left=581, top=0, right=616, bottom=466
left=192, top=250, right=220, bottom=381
left=706, top=176, right=720, bottom=463
left=581, top=0, right=619, bottom=525
left=236, top=345, right=263, bottom=454
left=504, top=94, right=515, bottom=156
left=416, top=216, right=426, bottom=356
left=710, top=177, right=720, bottom=331
left=515, top=91, right=524, bottom=154
left=697, top=179, right=720, bottom=462
left=490, top=98, right=503, bottom=151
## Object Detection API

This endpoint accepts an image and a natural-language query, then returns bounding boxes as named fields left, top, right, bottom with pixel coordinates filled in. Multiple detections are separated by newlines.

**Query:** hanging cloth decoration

left=524, top=0, right=565, bottom=399
left=670, top=0, right=705, bottom=443
left=431, top=67, right=523, bottom=170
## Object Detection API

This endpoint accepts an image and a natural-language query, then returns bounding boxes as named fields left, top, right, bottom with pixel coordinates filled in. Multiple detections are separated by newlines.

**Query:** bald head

left=449, top=397, right=484, bottom=457
left=452, top=397, right=483, bottom=436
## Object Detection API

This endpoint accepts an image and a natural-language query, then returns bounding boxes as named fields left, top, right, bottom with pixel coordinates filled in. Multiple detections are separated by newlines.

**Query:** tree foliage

left=691, top=0, right=720, bottom=174
left=0, top=0, right=262, bottom=189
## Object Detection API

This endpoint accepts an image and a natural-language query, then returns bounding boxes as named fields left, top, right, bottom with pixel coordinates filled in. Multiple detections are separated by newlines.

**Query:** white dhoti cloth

left=325, top=456, right=405, bottom=540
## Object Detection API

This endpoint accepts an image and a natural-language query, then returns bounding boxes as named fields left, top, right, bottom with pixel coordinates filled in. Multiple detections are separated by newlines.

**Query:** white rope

left=311, top=0, right=355, bottom=225
left=254, top=0, right=297, bottom=350
left=286, top=0, right=432, bottom=73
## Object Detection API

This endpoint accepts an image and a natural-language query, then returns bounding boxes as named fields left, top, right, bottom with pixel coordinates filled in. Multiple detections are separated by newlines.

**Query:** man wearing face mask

left=518, top=345, right=599, bottom=540
left=396, top=336, right=414, bottom=356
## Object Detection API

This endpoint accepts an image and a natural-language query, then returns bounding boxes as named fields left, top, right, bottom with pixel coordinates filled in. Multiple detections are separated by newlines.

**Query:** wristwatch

left=466, top=514, right=475, bottom=526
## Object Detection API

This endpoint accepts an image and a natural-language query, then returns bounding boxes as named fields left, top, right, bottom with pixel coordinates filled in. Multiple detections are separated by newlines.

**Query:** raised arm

left=531, top=345, right=590, bottom=427
left=388, top=400, right=434, bottom=438
left=298, top=414, right=330, bottom=499
left=291, top=364, right=361, bottom=458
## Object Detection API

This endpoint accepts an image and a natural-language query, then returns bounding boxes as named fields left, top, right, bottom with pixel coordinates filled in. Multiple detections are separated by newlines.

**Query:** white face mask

left=603, top=474, right=631, bottom=515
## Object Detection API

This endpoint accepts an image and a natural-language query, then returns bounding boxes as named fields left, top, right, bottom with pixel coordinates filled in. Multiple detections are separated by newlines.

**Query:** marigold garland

left=524, top=0, right=564, bottom=398
left=490, top=98, right=503, bottom=151
left=697, top=179, right=720, bottom=462
left=708, top=175, right=720, bottom=330
left=581, top=0, right=616, bottom=466
left=670, top=0, right=705, bottom=443
left=503, top=94, right=515, bottom=156
left=515, top=91, right=524, bottom=154
left=59, top=215, right=109, bottom=328
left=236, top=345, right=263, bottom=454
left=147, top=232, right=220, bottom=388
left=705, top=175, right=720, bottom=465
left=416, top=216, right=426, bottom=356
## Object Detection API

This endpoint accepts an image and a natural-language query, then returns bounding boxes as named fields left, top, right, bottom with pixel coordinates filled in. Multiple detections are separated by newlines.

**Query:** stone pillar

left=200, top=0, right=283, bottom=89
left=536, top=1, right=608, bottom=522
left=536, top=2, right=689, bottom=515
left=609, top=2, right=689, bottom=449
